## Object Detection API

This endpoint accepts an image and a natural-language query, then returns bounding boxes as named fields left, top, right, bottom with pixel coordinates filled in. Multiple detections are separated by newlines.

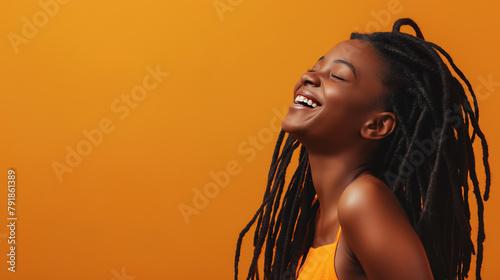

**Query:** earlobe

left=361, top=112, right=396, bottom=140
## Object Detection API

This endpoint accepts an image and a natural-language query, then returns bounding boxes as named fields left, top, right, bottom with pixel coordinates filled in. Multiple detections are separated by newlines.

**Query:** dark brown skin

left=282, top=40, right=434, bottom=280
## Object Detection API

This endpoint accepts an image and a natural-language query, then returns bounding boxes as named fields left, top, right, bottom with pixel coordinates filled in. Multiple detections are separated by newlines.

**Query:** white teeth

left=294, top=95, right=318, bottom=108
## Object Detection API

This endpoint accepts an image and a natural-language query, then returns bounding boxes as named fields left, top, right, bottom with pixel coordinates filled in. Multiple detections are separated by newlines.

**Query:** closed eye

left=330, top=74, right=347, bottom=81
left=307, top=68, right=347, bottom=82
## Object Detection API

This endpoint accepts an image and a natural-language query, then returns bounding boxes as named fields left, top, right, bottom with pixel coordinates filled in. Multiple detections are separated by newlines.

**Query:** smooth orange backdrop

left=1, top=0, right=499, bottom=279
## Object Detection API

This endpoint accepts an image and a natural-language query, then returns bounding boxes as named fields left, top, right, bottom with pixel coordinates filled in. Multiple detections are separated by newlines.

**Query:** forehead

left=323, top=40, right=388, bottom=103
left=321, top=40, right=384, bottom=77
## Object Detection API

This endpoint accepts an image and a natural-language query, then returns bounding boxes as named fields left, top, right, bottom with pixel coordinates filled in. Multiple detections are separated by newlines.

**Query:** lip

left=294, top=88, right=322, bottom=108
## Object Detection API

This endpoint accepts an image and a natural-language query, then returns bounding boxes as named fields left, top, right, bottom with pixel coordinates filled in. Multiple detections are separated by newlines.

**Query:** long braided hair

left=234, top=18, right=491, bottom=280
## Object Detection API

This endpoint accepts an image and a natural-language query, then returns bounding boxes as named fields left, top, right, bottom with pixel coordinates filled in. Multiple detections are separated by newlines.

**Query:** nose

left=301, top=71, right=321, bottom=87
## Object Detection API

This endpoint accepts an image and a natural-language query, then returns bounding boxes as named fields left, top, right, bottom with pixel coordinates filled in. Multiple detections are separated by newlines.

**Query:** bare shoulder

left=337, top=173, right=433, bottom=280
left=338, top=173, right=404, bottom=222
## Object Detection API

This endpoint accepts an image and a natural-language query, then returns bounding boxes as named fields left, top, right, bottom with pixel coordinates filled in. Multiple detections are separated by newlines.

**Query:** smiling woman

left=234, top=18, right=491, bottom=280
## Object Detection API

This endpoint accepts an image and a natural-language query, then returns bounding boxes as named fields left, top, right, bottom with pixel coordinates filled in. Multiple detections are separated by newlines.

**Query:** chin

left=282, top=116, right=306, bottom=142
left=281, top=115, right=298, bottom=134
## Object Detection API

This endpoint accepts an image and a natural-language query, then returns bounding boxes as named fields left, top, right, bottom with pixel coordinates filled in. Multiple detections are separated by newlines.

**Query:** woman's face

left=282, top=39, right=388, bottom=153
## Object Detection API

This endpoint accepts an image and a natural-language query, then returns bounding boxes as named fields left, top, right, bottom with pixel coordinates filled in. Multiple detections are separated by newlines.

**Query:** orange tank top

left=296, top=227, right=342, bottom=280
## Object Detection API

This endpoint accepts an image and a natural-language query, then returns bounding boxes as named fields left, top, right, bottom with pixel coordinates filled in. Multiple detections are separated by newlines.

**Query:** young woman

left=234, top=18, right=491, bottom=280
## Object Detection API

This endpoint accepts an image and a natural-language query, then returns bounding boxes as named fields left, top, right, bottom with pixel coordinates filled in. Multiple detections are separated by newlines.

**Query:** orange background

left=0, top=0, right=499, bottom=279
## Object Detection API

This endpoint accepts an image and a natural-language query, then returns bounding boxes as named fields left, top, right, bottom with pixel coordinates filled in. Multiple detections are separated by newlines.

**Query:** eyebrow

left=317, top=56, right=357, bottom=79
left=333, top=59, right=357, bottom=78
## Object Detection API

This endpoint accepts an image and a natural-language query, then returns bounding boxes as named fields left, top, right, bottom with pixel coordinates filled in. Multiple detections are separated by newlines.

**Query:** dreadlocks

left=235, top=18, right=491, bottom=280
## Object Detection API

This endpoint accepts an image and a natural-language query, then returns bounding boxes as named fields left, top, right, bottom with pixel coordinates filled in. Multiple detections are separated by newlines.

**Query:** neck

left=308, top=147, right=371, bottom=217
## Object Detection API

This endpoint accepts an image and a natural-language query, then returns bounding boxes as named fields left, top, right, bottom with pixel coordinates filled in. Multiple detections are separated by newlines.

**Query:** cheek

left=320, top=90, right=368, bottom=130
left=322, top=89, right=355, bottom=117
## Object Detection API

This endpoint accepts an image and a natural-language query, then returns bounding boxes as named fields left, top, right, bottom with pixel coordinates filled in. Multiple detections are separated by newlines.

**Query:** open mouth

left=294, top=95, right=321, bottom=108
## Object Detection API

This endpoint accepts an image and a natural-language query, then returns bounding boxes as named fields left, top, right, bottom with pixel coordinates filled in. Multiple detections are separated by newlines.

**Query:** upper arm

left=338, top=176, right=434, bottom=280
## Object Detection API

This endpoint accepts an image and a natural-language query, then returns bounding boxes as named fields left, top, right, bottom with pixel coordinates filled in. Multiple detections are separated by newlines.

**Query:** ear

left=360, top=112, right=396, bottom=140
